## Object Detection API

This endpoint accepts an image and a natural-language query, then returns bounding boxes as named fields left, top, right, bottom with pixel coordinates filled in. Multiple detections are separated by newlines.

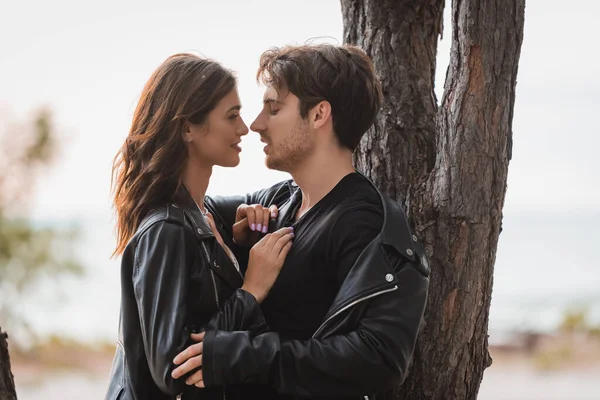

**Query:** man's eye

left=270, top=109, right=279, bottom=116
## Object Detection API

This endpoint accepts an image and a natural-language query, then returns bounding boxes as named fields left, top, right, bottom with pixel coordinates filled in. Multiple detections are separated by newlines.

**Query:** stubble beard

left=265, top=118, right=313, bottom=172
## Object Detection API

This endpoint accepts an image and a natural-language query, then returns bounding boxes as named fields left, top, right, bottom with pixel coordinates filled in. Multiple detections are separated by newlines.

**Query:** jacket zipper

left=200, top=241, right=220, bottom=309
left=312, top=285, right=398, bottom=338
left=209, top=270, right=220, bottom=309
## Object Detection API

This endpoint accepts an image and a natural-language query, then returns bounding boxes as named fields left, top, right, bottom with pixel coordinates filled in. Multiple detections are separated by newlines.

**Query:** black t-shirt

left=260, top=172, right=384, bottom=341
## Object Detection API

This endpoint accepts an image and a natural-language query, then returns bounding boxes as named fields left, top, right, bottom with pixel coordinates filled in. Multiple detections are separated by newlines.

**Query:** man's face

left=250, top=87, right=314, bottom=172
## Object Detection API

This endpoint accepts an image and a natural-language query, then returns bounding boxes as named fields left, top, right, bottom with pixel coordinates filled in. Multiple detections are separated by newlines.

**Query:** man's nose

left=250, top=115, right=265, bottom=134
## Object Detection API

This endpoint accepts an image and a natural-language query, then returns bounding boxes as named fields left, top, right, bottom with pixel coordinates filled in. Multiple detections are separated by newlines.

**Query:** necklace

left=193, top=199, right=209, bottom=216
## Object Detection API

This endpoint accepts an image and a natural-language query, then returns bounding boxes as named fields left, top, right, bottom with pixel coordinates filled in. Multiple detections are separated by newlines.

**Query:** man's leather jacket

left=202, top=176, right=430, bottom=399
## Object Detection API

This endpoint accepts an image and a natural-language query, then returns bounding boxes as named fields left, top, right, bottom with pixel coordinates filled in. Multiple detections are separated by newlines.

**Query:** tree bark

left=341, top=0, right=525, bottom=399
left=0, top=328, right=17, bottom=400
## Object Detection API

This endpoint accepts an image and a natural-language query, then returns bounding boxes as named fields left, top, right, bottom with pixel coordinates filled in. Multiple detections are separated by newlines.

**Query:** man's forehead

left=262, top=86, right=289, bottom=103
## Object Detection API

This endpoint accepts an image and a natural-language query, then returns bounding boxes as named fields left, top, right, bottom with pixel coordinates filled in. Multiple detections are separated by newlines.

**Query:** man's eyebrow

left=226, top=105, right=242, bottom=112
left=263, top=98, right=282, bottom=105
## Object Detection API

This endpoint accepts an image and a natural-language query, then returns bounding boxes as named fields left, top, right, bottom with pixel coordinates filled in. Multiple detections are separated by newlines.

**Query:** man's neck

left=290, top=147, right=355, bottom=219
left=181, top=160, right=212, bottom=211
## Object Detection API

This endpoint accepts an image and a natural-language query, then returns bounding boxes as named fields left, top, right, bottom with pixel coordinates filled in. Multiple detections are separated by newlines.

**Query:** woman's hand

left=242, top=226, right=294, bottom=303
left=232, top=204, right=279, bottom=247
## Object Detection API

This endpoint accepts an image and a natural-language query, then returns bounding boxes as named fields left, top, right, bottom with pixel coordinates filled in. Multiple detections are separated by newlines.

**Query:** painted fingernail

left=262, top=226, right=268, bottom=233
left=257, top=223, right=262, bottom=231
left=271, top=212, right=277, bottom=218
left=251, top=223, right=256, bottom=231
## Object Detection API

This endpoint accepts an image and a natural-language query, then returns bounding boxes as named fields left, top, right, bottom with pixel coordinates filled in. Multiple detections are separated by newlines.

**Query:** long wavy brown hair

left=111, top=53, right=236, bottom=256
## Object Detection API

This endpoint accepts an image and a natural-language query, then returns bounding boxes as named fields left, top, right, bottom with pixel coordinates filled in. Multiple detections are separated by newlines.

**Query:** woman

left=105, top=53, right=293, bottom=400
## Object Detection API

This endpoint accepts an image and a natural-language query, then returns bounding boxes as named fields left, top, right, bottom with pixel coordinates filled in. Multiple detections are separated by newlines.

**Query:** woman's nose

left=237, top=118, right=249, bottom=136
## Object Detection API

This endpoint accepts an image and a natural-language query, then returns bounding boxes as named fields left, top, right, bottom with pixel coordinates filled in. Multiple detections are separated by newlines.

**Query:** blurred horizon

left=18, top=208, right=600, bottom=345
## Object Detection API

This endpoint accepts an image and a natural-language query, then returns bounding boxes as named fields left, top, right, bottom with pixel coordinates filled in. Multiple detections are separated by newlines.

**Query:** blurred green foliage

left=559, top=308, right=600, bottom=335
left=533, top=308, right=600, bottom=371
left=559, top=309, right=589, bottom=334
left=0, top=109, right=83, bottom=340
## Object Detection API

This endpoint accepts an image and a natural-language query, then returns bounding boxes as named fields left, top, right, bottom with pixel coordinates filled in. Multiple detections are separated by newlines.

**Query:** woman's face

left=186, top=88, right=249, bottom=168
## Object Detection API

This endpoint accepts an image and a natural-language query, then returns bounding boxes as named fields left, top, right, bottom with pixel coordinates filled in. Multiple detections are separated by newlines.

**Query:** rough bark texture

left=0, top=328, right=17, bottom=400
left=342, top=0, right=525, bottom=399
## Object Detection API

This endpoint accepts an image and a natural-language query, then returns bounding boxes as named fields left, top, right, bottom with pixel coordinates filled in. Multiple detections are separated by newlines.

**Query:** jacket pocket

left=105, top=341, right=126, bottom=400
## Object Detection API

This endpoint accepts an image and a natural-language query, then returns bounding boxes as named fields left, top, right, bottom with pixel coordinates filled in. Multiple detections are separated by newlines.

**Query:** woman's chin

left=217, top=156, right=241, bottom=168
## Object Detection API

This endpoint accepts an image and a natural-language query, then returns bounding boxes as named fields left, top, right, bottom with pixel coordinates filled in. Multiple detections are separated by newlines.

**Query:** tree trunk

left=341, top=0, right=525, bottom=399
left=0, top=328, right=17, bottom=400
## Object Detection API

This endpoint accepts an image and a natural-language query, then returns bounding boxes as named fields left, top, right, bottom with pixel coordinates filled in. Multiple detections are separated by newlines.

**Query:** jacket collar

left=318, top=172, right=428, bottom=324
left=173, top=185, right=214, bottom=239
left=354, top=170, right=417, bottom=262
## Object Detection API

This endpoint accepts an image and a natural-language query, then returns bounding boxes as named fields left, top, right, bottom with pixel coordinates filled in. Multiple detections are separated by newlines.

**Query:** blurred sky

left=1, top=0, right=599, bottom=341
left=1, top=0, right=598, bottom=220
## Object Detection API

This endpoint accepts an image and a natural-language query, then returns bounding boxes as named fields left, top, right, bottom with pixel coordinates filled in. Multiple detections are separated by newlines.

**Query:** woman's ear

left=182, top=122, right=193, bottom=142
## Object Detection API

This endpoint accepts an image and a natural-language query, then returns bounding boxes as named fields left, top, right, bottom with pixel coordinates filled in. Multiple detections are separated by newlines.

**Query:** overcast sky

left=1, top=0, right=598, bottom=221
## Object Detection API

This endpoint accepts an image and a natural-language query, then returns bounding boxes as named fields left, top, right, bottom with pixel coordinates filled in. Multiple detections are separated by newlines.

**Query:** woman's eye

left=229, top=113, right=240, bottom=120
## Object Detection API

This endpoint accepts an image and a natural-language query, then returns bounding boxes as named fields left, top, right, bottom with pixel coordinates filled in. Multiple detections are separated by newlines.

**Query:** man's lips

left=259, top=137, right=271, bottom=153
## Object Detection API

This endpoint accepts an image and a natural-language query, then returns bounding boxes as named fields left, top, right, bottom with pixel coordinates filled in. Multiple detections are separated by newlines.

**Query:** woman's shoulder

left=131, top=203, right=193, bottom=246
left=139, top=203, right=185, bottom=231
left=119, top=204, right=194, bottom=267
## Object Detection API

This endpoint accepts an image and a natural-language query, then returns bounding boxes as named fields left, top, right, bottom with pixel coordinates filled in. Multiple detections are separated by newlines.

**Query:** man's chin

left=265, top=156, right=287, bottom=172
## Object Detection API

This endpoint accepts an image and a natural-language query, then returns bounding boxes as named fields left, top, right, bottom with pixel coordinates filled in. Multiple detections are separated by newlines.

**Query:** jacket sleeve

left=201, top=263, right=429, bottom=397
left=203, top=194, right=246, bottom=240
left=132, top=221, right=196, bottom=396
left=202, top=288, right=270, bottom=334
left=205, top=180, right=294, bottom=237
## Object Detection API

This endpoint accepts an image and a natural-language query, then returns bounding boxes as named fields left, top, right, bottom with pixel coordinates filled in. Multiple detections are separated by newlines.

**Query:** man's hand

left=232, top=204, right=278, bottom=247
left=171, top=332, right=206, bottom=387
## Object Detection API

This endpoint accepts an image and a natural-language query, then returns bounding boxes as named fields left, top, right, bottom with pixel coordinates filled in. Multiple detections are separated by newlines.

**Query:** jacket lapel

left=175, top=185, right=244, bottom=289
left=208, top=240, right=243, bottom=288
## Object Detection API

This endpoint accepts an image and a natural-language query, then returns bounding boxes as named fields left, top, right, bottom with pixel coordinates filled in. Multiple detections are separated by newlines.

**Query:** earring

left=187, top=136, right=193, bottom=142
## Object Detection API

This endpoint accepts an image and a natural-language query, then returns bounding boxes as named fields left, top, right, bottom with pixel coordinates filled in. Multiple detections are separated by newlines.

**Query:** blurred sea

left=16, top=209, right=600, bottom=345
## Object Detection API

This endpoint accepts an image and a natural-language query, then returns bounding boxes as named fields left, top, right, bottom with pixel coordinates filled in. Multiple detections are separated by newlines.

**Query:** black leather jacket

left=105, top=187, right=267, bottom=400
left=201, top=177, right=430, bottom=399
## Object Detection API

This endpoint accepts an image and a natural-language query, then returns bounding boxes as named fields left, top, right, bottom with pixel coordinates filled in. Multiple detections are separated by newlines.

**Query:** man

left=172, top=44, right=430, bottom=399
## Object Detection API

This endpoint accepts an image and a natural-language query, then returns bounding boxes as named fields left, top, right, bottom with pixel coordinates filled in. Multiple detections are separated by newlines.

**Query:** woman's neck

left=181, top=160, right=212, bottom=211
